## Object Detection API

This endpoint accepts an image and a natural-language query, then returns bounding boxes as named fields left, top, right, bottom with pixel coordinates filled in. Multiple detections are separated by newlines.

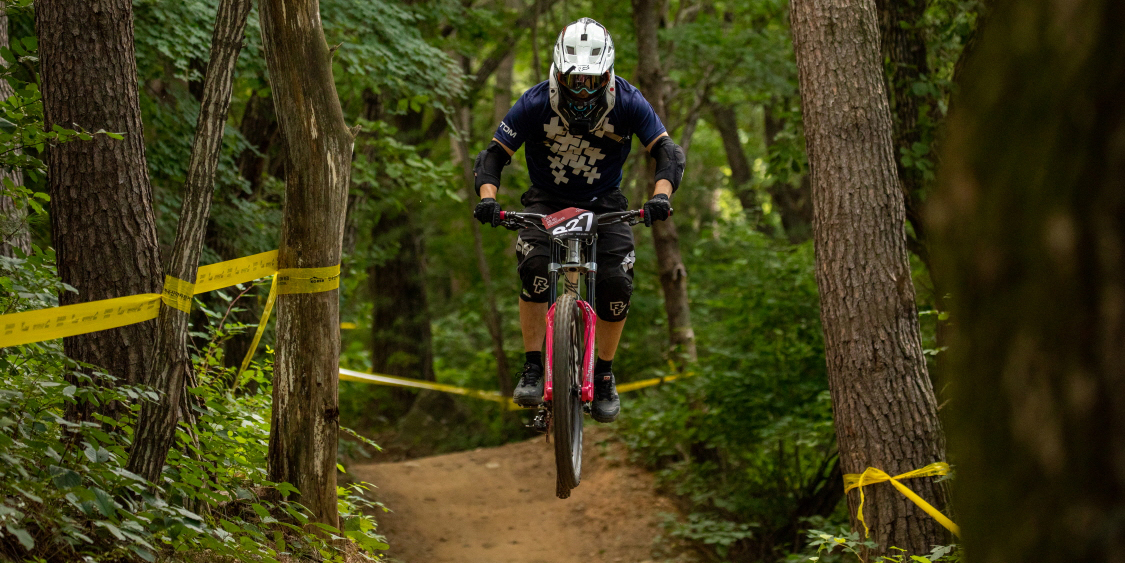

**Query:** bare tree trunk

left=259, top=0, right=354, bottom=531
left=456, top=92, right=511, bottom=395
left=631, top=0, right=697, bottom=363
left=0, top=3, right=27, bottom=259
left=37, top=0, right=163, bottom=421
left=790, top=0, right=949, bottom=555
left=932, top=1, right=1125, bottom=561
left=368, top=211, right=435, bottom=384
left=709, top=102, right=756, bottom=213
left=764, top=104, right=813, bottom=243
left=876, top=0, right=932, bottom=264
left=127, top=0, right=253, bottom=483
left=491, top=0, right=519, bottom=126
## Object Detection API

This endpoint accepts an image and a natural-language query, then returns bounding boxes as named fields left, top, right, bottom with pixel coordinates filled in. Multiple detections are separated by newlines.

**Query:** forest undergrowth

left=0, top=250, right=387, bottom=562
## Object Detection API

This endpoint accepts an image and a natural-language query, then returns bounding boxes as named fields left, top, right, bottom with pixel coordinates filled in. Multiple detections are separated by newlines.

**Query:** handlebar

left=496, top=208, right=672, bottom=231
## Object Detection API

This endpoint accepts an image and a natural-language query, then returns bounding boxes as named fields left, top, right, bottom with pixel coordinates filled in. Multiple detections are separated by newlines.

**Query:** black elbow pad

left=473, top=140, right=512, bottom=195
left=651, top=136, right=686, bottom=192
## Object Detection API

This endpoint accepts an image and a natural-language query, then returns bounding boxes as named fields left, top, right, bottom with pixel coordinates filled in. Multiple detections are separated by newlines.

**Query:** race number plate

left=542, top=207, right=596, bottom=237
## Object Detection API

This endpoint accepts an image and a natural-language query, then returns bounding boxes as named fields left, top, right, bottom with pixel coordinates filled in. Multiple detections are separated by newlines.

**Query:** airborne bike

left=494, top=206, right=662, bottom=499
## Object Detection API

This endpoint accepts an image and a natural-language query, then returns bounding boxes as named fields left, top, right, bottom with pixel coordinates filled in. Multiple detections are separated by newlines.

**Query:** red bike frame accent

left=577, top=300, right=597, bottom=402
left=543, top=302, right=557, bottom=402
left=543, top=299, right=598, bottom=404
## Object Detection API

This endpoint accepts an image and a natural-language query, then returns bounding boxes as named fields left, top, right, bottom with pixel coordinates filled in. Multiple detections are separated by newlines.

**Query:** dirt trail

left=352, top=426, right=694, bottom=563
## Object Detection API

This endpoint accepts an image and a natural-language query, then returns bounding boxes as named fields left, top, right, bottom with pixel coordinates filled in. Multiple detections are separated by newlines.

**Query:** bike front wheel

left=551, top=293, right=584, bottom=498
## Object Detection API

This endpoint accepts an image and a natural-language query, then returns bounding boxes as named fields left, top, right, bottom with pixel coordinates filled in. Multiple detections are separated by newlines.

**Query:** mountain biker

left=473, top=18, right=685, bottom=423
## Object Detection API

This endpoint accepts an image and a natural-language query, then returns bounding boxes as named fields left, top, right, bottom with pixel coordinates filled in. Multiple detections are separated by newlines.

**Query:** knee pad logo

left=622, top=251, right=635, bottom=272
left=533, top=276, right=549, bottom=294
left=610, top=301, right=628, bottom=316
left=516, top=236, right=534, bottom=256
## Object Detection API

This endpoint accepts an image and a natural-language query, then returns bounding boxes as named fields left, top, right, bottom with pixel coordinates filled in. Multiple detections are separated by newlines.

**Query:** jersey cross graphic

left=542, top=117, right=609, bottom=185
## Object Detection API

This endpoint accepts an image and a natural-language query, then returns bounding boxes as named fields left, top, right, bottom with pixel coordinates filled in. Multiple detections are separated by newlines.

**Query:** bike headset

left=548, top=18, right=616, bottom=136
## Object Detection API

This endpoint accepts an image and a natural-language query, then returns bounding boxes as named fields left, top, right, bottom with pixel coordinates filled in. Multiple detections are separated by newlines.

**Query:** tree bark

left=790, top=0, right=949, bottom=555
left=631, top=0, right=697, bottom=363
left=452, top=104, right=512, bottom=396
left=491, top=0, right=518, bottom=126
left=763, top=104, right=814, bottom=243
left=260, top=0, right=354, bottom=531
left=710, top=102, right=755, bottom=213
left=931, top=1, right=1125, bottom=561
left=876, top=0, right=932, bottom=264
left=0, top=3, right=28, bottom=259
left=126, top=0, right=253, bottom=483
left=37, top=0, right=163, bottom=420
left=368, top=211, right=435, bottom=384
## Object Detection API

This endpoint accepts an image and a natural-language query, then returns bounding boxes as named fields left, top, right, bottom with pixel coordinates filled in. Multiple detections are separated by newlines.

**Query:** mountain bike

left=495, top=206, right=661, bottom=499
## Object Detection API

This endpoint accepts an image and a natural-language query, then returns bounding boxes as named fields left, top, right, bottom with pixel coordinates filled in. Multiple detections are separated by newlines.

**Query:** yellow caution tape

left=194, top=250, right=278, bottom=294
left=0, top=293, right=162, bottom=347
left=336, top=368, right=699, bottom=412
left=0, top=249, right=342, bottom=349
left=843, top=462, right=960, bottom=538
left=339, top=368, right=516, bottom=406
left=340, top=322, right=358, bottom=330
left=161, top=276, right=195, bottom=313
left=616, top=371, right=695, bottom=393
left=277, top=265, right=340, bottom=295
left=238, top=275, right=279, bottom=378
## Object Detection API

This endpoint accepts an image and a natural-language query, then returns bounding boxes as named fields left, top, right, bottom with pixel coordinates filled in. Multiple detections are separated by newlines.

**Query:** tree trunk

left=127, top=0, right=253, bottom=483
left=37, top=0, right=163, bottom=420
left=491, top=0, right=519, bottom=126
left=876, top=0, right=932, bottom=264
left=790, top=0, right=949, bottom=555
left=763, top=104, right=814, bottom=243
left=709, top=102, right=756, bottom=214
left=0, top=3, right=28, bottom=259
left=452, top=103, right=512, bottom=396
left=260, top=0, right=354, bottom=531
left=931, top=1, right=1125, bottom=561
left=631, top=0, right=697, bottom=363
left=368, top=211, right=435, bottom=384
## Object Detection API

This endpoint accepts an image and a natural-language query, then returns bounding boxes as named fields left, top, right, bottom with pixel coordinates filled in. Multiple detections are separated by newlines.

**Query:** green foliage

left=618, top=215, right=838, bottom=560
left=0, top=254, right=387, bottom=561
left=785, top=527, right=960, bottom=563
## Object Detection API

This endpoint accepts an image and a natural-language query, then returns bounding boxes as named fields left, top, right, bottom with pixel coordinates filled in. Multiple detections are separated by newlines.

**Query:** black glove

left=643, top=193, right=671, bottom=227
left=474, top=197, right=501, bottom=226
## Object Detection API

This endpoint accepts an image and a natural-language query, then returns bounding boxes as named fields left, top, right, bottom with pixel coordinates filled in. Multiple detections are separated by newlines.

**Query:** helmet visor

left=557, top=70, right=611, bottom=99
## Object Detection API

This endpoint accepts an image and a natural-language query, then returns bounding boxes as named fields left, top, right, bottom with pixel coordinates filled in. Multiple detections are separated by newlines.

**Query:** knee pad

left=595, top=275, right=633, bottom=321
left=519, top=253, right=550, bottom=303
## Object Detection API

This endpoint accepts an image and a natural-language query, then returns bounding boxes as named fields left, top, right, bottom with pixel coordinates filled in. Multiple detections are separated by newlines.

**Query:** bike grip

left=638, top=209, right=645, bottom=220
left=499, top=210, right=506, bottom=220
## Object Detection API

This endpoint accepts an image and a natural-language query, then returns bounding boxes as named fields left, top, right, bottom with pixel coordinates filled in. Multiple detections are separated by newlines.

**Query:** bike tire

left=551, top=294, right=584, bottom=499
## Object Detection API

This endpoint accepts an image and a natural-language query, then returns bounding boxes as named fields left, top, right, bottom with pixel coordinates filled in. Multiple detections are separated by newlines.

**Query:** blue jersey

left=493, top=77, right=666, bottom=201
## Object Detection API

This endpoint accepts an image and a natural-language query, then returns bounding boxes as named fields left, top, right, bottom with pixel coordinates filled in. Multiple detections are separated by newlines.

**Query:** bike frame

left=498, top=208, right=651, bottom=407
left=543, top=236, right=599, bottom=403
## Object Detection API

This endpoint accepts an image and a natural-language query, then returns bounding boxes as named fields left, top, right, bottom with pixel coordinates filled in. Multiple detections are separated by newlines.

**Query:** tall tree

left=0, top=2, right=27, bottom=259
left=37, top=0, right=163, bottom=419
left=932, top=0, right=1125, bottom=561
left=631, top=0, right=697, bottom=362
left=127, top=0, right=253, bottom=483
left=260, top=0, right=354, bottom=530
left=790, top=0, right=949, bottom=555
left=876, top=0, right=933, bottom=263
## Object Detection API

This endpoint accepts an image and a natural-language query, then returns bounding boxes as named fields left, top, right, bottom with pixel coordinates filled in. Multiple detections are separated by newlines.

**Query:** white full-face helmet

left=549, top=18, right=616, bottom=135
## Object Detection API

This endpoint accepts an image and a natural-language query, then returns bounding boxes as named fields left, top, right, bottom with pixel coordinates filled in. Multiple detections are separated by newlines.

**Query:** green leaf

left=49, top=465, right=81, bottom=489
left=251, top=503, right=271, bottom=520
left=5, top=525, right=33, bottom=550
left=130, top=545, right=156, bottom=562
left=91, top=487, right=115, bottom=517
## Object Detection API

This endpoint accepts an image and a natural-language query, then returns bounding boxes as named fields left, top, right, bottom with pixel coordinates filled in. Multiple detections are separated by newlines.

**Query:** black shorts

left=515, top=187, right=636, bottom=320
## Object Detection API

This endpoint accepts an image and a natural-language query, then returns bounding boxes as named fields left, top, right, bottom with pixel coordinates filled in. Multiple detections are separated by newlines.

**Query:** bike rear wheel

left=551, top=293, right=584, bottom=499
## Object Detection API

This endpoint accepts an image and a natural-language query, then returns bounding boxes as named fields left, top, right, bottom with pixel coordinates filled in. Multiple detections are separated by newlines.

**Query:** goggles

left=557, top=70, right=611, bottom=98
